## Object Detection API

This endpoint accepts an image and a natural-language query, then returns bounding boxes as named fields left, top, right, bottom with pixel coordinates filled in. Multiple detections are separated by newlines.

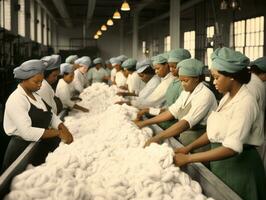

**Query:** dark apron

left=210, top=143, right=266, bottom=200
left=2, top=98, right=60, bottom=171
left=174, top=102, right=210, bottom=153
left=54, top=96, right=63, bottom=115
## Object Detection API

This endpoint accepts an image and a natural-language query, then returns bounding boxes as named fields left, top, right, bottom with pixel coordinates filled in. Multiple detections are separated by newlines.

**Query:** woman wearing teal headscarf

left=174, top=47, right=266, bottom=200
left=135, top=58, right=217, bottom=148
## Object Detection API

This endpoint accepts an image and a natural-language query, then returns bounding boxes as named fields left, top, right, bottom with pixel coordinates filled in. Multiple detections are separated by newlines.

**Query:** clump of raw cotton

left=5, top=83, right=214, bottom=200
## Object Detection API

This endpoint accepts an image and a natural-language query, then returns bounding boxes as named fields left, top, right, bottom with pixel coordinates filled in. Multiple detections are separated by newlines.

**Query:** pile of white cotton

left=5, top=83, right=214, bottom=200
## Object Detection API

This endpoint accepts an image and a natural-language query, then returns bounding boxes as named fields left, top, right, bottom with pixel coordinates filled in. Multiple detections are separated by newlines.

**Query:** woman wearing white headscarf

left=3, top=60, right=73, bottom=171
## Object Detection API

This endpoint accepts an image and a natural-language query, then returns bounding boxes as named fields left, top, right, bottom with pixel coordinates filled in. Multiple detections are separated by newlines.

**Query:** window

left=37, top=4, right=42, bottom=43
left=18, top=0, right=26, bottom=36
left=206, top=26, right=214, bottom=68
left=30, top=0, right=35, bottom=40
left=0, top=0, right=11, bottom=30
left=142, top=41, right=146, bottom=54
left=43, top=12, right=47, bottom=45
left=164, top=35, right=171, bottom=52
left=233, top=16, right=264, bottom=61
left=184, top=31, right=195, bottom=58
left=152, top=39, right=159, bottom=56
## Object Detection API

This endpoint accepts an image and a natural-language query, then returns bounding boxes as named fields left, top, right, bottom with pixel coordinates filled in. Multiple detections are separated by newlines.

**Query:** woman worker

left=2, top=60, right=73, bottom=171
left=38, top=55, right=62, bottom=115
left=174, top=47, right=266, bottom=200
left=135, top=58, right=217, bottom=148
left=56, top=63, right=89, bottom=112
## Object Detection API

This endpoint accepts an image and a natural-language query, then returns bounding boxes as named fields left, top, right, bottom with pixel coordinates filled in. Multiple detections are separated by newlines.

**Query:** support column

left=170, top=0, right=180, bottom=49
left=132, top=12, right=139, bottom=59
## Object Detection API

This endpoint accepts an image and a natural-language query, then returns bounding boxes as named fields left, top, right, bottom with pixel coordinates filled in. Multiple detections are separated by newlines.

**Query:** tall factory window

left=142, top=41, right=146, bottom=54
left=184, top=31, right=195, bottom=58
left=30, top=0, right=35, bottom=40
left=0, top=0, right=11, bottom=30
left=18, top=0, right=25, bottom=36
left=37, top=4, right=42, bottom=43
left=234, top=16, right=264, bottom=60
left=164, top=36, right=171, bottom=52
left=206, top=26, right=214, bottom=68
left=43, top=12, right=47, bottom=45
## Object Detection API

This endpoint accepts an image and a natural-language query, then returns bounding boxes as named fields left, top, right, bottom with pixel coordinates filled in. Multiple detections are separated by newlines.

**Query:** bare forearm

left=189, top=146, right=236, bottom=163
left=155, top=119, right=189, bottom=141
left=42, top=129, right=59, bottom=139
left=142, top=111, right=174, bottom=126
left=186, top=133, right=210, bottom=152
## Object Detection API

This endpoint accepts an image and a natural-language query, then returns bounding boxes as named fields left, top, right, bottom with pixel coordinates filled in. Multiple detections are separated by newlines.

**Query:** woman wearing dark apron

left=38, top=55, right=63, bottom=115
left=174, top=47, right=266, bottom=200
left=135, top=58, right=217, bottom=149
left=2, top=60, right=73, bottom=171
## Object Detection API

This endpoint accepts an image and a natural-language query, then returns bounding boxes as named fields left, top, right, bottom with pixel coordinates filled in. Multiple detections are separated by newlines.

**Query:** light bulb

left=121, top=1, right=130, bottom=11
left=113, top=10, right=121, bottom=19
left=107, top=19, right=114, bottom=26
left=97, top=30, right=102, bottom=36
left=101, top=25, right=107, bottom=31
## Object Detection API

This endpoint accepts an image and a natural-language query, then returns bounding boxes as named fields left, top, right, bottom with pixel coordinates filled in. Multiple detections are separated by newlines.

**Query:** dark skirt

left=2, top=136, right=60, bottom=172
left=210, top=143, right=266, bottom=200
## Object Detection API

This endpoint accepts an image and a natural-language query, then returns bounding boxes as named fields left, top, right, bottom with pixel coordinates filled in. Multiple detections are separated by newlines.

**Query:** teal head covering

left=168, top=48, right=191, bottom=63
left=41, top=55, right=61, bottom=70
left=110, top=57, right=121, bottom=66
left=60, top=63, right=74, bottom=75
left=93, top=57, right=103, bottom=65
left=250, top=57, right=266, bottom=72
left=75, top=56, right=91, bottom=68
left=136, top=59, right=152, bottom=73
left=152, top=54, right=168, bottom=65
left=122, top=58, right=137, bottom=70
left=117, top=55, right=128, bottom=63
left=211, top=47, right=250, bottom=73
left=65, top=55, right=78, bottom=64
left=14, top=60, right=47, bottom=79
left=178, top=58, right=204, bottom=77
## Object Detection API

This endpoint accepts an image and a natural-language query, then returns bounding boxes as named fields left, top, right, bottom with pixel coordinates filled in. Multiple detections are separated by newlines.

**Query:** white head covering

left=74, top=56, right=91, bottom=67
left=65, top=55, right=78, bottom=64
left=93, top=57, right=103, bottom=65
left=60, top=63, right=74, bottom=75
left=41, top=55, right=61, bottom=70
left=110, top=57, right=121, bottom=66
left=13, top=60, right=47, bottom=79
left=136, top=59, right=152, bottom=73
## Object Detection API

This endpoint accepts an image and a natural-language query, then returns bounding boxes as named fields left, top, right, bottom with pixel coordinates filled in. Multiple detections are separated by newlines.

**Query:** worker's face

left=106, top=64, right=112, bottom=69
left=23, top=73, right=44, bottom=92
left=154, top=63, right=169, bottom=78
left=169, top=63, right=178, bottom=77
left=95, top=64, right=102, bottom=69
left=115, top=64, right=121, bottom=71
left=64, top=72, right=74, bottom=83
left=179, top=75, right=199, bottom=92
left=211, top=69, right=232, bottom=94
left=138, top=73, right=152, bottom=83
left=79, top=65, right=89, bottom=74
left=46, top=69, right=60, bottom=85
left=123, top=69, right=130, bottom=77
left=73, top=64, right=81, bottom=70
left=258, top=73, right=266, bottom=82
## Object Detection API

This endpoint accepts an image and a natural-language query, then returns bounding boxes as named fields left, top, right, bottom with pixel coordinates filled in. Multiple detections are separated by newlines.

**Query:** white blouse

left=115, top=71, right=127, bottom=87
left=136, top=73, right=175, bottom=108
left=4, top=85, right=61, bottom=141
left=126, top=72, right=146, bottom=94
left=169, top=82, right=217, bottom=128
left=73, top=70, right=87, bottom=93
left=37, top=79, right=57, bottom=114
left=207, top=85, right=264, bottom=153
left=56, top=79, right=75, bottom=109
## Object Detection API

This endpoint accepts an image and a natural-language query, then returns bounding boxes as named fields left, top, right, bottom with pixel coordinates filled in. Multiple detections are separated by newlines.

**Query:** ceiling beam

left=86, top=0, right=96, bottom=27
left=52, top=0, right=73, bottom=27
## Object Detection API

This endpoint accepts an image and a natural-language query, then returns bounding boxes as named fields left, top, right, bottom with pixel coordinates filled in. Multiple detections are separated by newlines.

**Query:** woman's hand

left=144, top=137, right=160, bottom=147
left=58, top=129, right=73, bottom=144
left=174, top=153, right=190, bottom=167
left=174, top=146, right=191, bottom=154
left=137, top=108, right=149, bottom=120
left=134, top=120, right=147, bottom=128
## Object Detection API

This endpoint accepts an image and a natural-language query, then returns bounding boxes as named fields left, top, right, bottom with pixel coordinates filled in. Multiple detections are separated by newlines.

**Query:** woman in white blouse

left=174, top=47, right=266, bottom=200
left=37, top=55, right=62, bottom=114
left=3, top=60, right=73, bottom=171
left=56, top=63, right=89, bottom=112
left=135, top=59, right=217, bottom=148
